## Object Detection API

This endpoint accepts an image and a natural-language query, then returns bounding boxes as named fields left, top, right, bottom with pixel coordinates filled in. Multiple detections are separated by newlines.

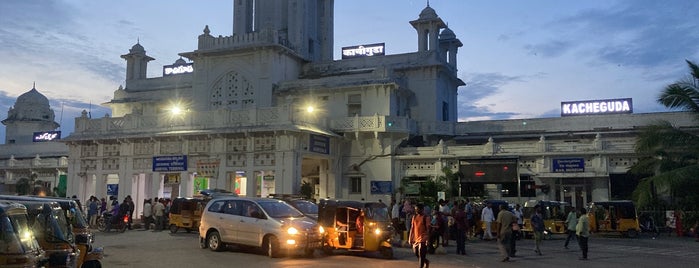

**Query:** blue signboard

left=153, top=155, right=188, bottom=172
left=107, top=184, right=119, bottom=196
left=309, top=134, right=330, bottom=154
left=552, top=158, right=585, bottom=172
left=370, top=181, right=393, bottom=195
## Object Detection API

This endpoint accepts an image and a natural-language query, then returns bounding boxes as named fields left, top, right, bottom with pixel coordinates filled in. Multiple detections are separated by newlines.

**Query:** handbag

left=511, top=222, right=520, bottom=231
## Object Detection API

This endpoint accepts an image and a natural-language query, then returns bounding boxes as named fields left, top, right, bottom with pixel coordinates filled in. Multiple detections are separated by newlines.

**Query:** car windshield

left=291, top=200, right=318, bottom=215
left=365, top=206, right=389, bottom=221
left=259, top=200, right=304, bottom=218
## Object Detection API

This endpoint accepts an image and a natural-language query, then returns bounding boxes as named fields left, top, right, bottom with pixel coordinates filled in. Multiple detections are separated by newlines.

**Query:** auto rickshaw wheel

left=81, top=260, right=102, bottom=268
left=626, top=229, right=638, bottom=238
left=322, top=245, right=334, bottom=255
left=380, top=246, right=393, bottom=259
left=264, top=235, right=281, bottom=258
left=170, top=224, right=178, bottom=233
left=208, top=231, right=224, bottom=252
left=303, top=248, right=315, bottom=258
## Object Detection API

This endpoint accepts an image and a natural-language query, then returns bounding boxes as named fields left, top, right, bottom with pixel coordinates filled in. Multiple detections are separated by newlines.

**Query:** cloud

left=457, top=72, right=525, bottom=121
left=524, top=0, right=699, bottom=69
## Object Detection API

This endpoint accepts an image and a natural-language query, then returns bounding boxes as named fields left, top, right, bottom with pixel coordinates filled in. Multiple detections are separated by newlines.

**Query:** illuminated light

left=287, top=227, right=299, bottom=235
left=306, top=106, right=315, bottom=113
left=171, top=106, right=183, bottom=115
left=475, top=171, right=486, bottom=177
left=319, top=226, right=325, bottom=234
left=387, top=121, right=394, bottom=127
left=374, top=228, right=381, bottom=235
left=503, top=166, right=509, bottom=171
left=286, top=239, right=296, bottom=245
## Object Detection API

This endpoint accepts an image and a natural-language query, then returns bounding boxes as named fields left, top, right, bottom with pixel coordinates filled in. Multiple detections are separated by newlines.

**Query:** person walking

left=153, top=198, right=166, bottom=231
left=408, top=203, right=431, bottom=268
left=403, top=199, right=415, bottom=238
left=531, top=205, right=545, bottom=255
left=495, top=204, right=516, bottom=262
left=453, top=202, right=467, bottom=255
left=465, top=198, right=474, bottom=239
left=577, top=207, right=590, bottom=260
left=87, top=196, right=98, bottom=228
left=481, top=202, right=495, bottom=240
left=564, top=207, right=578, bottom=249
left=143, top=199, right=153, bottom=230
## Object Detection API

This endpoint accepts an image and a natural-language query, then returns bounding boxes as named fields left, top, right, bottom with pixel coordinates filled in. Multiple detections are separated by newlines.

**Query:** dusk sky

left=1, top=0, right=698, bottom=143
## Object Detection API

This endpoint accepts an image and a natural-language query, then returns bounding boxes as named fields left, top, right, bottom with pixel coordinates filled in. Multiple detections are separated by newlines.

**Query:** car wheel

left=208, top=231, right=224, bottom=252
left=170, top=224, right=178, bottom=233
left=264, top=235, right=281, bottom=258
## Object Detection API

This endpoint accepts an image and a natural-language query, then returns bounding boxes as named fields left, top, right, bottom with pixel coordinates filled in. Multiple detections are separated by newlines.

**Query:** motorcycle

left=97, top=212, right=129, bottom=233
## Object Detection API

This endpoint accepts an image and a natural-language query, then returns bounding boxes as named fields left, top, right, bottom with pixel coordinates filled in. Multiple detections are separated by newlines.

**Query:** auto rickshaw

left=169, top=197, right=208, bottom=233
left=0, top=201, right=47, bottom=267
left=588, top=200, right=641, bottom=237
left=317, top=199, right=393, bottom=259
left=521, top=200, right=571, bottom=239
left=7, top=196, right=104, bottom=268
left=0, top=198, right=79, bottom=268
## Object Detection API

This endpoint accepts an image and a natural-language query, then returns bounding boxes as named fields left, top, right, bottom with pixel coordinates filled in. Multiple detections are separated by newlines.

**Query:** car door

left=218, top=200, right=241, bottom=243
left=236, top=200, right=266, bottom=246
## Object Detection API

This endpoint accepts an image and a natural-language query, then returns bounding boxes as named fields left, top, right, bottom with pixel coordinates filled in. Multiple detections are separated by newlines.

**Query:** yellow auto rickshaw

left=522, top=200, right=571, bottom=239
left=0, top=201, right=47, bottom=267
left=318, top=199, right=393, bottom=259
left=588, top=200, right=641, bottom=237
left=169, top=197, right=208, bottom=233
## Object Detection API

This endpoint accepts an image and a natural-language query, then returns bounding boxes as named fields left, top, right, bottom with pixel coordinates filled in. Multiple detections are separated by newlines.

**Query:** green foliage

left=632, top=60, right=699, bottom=210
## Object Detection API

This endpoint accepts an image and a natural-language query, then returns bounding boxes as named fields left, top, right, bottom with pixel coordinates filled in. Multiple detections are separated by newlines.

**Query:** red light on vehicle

left=475, top=171, right=486, bottom=176
left=503, top=166, right=509, bottom=171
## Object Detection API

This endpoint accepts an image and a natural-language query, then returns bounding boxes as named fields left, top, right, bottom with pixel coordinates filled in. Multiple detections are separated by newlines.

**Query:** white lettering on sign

left=34, top=132, right=58, bottom=141
left=341, top=43, right=386, bottom=59
left=561, top=98, right=632, bottom=116
left=164, top=64, right=194, bottom=75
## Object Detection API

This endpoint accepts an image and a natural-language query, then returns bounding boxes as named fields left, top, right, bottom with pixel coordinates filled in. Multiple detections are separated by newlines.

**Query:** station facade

left=53, top=1, right=697, bottom=220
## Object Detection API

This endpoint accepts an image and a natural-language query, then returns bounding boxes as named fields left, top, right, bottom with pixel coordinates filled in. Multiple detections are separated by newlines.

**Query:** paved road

left=94, top=229, right=698, bottom=268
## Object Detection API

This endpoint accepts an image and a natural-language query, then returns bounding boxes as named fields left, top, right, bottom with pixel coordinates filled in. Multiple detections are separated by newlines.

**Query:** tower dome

left=419, top=6, right=438, bottom=20
left=439, top=27, right=456, bottom=40
left=130, top=42, right=145, bottom=53
left=3, top=87, right=55, bottom=123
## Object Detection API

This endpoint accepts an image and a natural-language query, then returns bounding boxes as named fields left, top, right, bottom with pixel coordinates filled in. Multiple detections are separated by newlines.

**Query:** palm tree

left=631, top=60, right=699, bottom=209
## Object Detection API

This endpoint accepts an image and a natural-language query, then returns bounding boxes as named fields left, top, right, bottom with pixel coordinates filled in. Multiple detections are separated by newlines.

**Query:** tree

left=632, top=60, right=699, bottom=209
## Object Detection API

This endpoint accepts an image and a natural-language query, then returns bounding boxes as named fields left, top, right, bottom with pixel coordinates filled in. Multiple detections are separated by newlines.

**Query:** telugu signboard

left=561, top=98, right=632, bottom=116
left=552, top=158, right=585, bottom=172
left=33, top=131, right=61, bottom=142
left=153, top=155, right=188, bottom=172
left=341, top=43, right=385, bottom=59
left=163, top=62, right=193, bottom=76
left=309, top=134, right=330, bottom=154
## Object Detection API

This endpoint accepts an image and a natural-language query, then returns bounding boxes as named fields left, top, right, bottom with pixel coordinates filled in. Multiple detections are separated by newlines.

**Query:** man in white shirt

left=481, top=202, right=495, bottom=240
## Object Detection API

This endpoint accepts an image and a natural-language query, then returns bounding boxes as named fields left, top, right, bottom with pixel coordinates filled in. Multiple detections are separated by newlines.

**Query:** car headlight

left=319, top=226, right=325, bottom=234
left=287, top=227, right=299, bottom=235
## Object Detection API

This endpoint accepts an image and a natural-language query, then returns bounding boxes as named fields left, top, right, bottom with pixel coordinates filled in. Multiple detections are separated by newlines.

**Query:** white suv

left=199, top=197, right=324, bottom=258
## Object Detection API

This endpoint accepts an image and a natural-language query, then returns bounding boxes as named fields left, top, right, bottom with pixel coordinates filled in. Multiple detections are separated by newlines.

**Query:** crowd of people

left=83, top=195, right=171, bottom=231
left=392, top=198, right=592, bottom=266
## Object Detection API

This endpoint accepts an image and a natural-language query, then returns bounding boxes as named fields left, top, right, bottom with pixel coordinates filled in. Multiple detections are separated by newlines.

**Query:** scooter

left=97, top=212, right=129, bottom=233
